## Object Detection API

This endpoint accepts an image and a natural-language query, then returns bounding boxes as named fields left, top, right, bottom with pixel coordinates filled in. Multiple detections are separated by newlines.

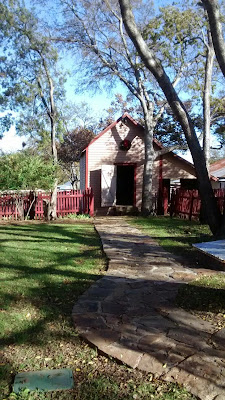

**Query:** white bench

left=193, top=239, right=225, bottom=264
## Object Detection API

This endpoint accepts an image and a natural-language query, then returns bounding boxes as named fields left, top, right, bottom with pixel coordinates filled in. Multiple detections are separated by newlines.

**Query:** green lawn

left=0, top=221, right=105, bottom=399
left=128, top=215, right=212, bottom=266
left=0, top=220, right=196, bottom=400
left=128, top=216, right=225, bottom=328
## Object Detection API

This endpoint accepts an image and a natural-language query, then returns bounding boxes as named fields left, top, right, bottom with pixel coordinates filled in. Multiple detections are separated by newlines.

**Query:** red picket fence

left=56, top=188, right=94, bottom=218
left=170, top=188, right=225, bottom=220
left=0, top=188, right=94, bottom=220
left=0, top=193, right=32, bottom=220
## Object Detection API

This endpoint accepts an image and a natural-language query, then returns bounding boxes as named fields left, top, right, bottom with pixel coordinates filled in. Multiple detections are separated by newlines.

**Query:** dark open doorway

left=116, top=165, right=135, bottom=205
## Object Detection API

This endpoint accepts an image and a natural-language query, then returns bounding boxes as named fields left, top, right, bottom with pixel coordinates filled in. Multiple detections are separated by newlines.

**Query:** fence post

left=83, top=189, right=86, bottom=214
left=170, top=189, right=175, bottom=217
left=15, top=199, right=17, bottom=221
left=223, top=190, right=225, bottom=216
left=163, top=187, right=168, bottom=215
left=89, top=188, right=94, bottom=217
left=189, top=190, right=194, bottom=221
left=174, top=188, right=180, bottom=217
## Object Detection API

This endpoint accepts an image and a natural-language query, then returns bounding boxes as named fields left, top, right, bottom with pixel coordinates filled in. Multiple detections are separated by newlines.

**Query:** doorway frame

left=114, top=162, right=137, bottom=207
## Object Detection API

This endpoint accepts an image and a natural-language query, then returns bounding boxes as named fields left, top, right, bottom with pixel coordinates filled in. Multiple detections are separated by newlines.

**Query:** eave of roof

left=210, top=168, right=225, bottom=178
left=82, top=113, right=142, bottom=152
left=210, top=158, right=225, bottom=173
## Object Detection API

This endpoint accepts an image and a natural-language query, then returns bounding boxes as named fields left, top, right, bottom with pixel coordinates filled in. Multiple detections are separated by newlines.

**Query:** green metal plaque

left=13, top=368, right=74, bottom=393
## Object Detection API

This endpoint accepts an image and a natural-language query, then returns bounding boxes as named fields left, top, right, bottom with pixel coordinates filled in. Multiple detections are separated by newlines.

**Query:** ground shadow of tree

left=0, top=221, right=107, bottom=398
left=1, top=220, right=223, bottom=400
left=73, top=221, right=225, bottom=399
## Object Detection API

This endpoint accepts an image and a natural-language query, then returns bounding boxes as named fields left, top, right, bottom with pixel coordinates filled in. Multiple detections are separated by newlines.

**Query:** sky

left=0, top=90, right=115, bottom=153
left=0, top=0, right=196, bottom=161
left=0, top=81, right=194, bottom=163
left=0, top=126, right=24, bottom=153
left=0, top=0, right=127, bottom=153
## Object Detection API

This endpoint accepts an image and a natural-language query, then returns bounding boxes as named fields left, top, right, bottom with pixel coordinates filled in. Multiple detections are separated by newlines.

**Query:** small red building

left=80, top=113, right=197, bottom=213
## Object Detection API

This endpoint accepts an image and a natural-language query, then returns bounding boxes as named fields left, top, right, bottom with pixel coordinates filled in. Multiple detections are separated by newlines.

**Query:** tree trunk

left=119, top=0, right=221, bottom=234
left=203, top=30, right=214, bottom=171
left=48, top=179, right=58, bottom=220
left=38, top=56, right=58, bottom=220
left=15, top=197, right=24, bottom=221
left=201, top=0, right=225, bottom=236
left=141, top=105, right=155, bottom=215
left=48, top=116, right=58, bottom=220
left=202, top=0, right=225, bottom=79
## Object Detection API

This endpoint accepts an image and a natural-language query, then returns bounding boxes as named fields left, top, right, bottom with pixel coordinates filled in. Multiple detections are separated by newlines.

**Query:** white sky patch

left=0, top=125, right=26, bottom=153
left=178, top=150, right=193, bottom=163
left=0, top=81, right=126, bottom=153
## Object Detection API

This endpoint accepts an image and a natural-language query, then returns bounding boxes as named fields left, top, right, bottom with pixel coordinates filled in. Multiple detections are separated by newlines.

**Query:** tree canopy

left=0, top=151, right=56, bottom=191
left=0, top=0, right=68, bottom=218
left=1, top=0, right=225, bottom=232
left=117, top=0, right=224, bottom=233
left=58, top=127, right=94, bottom=164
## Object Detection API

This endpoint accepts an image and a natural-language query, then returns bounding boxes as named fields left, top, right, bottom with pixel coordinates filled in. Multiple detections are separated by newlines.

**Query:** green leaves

left=0, top=0, right=66, bottom=142
left=0, top=151, right=56, bottom=190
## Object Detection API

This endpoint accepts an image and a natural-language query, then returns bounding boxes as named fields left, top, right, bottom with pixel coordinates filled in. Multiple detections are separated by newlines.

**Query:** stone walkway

left=72, top=217, right=225, bottom=400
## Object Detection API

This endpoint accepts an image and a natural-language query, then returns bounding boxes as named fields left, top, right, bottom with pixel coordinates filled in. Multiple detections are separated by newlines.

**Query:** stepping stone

left=13, top=368, right=74, bottom=393
left=72, top=217, right=225, bottom=400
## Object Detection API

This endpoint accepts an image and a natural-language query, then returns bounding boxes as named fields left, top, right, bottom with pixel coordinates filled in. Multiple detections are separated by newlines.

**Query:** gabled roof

left=82, top=113, right=211, bottom=176
left=82, top=112, right=174, bottom=151
left=82, top=112, right=195, bottom=163
left=82, top=112, right=146, bottom=151
left=210, top=158, right=225, bottom=178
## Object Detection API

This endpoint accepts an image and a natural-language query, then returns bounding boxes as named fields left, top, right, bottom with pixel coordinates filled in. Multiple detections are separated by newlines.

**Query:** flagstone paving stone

left=72, top=217, right=225, bottom=400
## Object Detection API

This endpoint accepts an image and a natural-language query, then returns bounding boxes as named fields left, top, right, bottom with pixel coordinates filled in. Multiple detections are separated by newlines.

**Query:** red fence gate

left=0, top=188, right=94, bottom=220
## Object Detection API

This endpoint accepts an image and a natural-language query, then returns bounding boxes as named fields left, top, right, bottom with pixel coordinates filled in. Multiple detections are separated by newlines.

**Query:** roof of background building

left=210, top=159, right=225, bottom=178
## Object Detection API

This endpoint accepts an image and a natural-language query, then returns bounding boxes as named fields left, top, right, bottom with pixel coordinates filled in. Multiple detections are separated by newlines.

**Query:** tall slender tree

left=201, top=0, right=225, bottom=79
left=118, top=0, right=221, bottom=234
left=202, top=28, right=215, bottom=170
left=0, top=0, right=66, bottom=218
left=58, top=0, right=204, bottom=214
left=201, top=0, right=225, bottom=232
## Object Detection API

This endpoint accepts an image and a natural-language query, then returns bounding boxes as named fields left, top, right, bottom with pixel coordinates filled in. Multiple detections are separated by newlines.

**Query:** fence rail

left=170, top=188, right=225, bottom=220
left=0, top=188, right=94, bottom=220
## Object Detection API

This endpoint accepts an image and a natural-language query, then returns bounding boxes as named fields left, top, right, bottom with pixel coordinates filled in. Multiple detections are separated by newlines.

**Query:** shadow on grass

left=0, top=222, right=105, bottom=346
left=0, top=219, right=222, bottom=400
left=0, top=270, right=102, bottom=344
left=0, top=356, right=14, bottom=397
left=127, top=216, right=217, bottom=268
left=176, top=281, right=225, bottom=312
left=0, top=223, right=99, bottom=247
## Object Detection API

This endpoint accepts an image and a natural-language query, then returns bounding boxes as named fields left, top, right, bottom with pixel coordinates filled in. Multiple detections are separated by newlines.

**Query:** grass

left=176, top=273, right=225, bottom=328
left=0, top=219, right=197, bottom=400
left=128, top=216, right=225, bottom=328
left=128, top=215, right=212, bottom=266
left=0, top=220, right=104, bottom=399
